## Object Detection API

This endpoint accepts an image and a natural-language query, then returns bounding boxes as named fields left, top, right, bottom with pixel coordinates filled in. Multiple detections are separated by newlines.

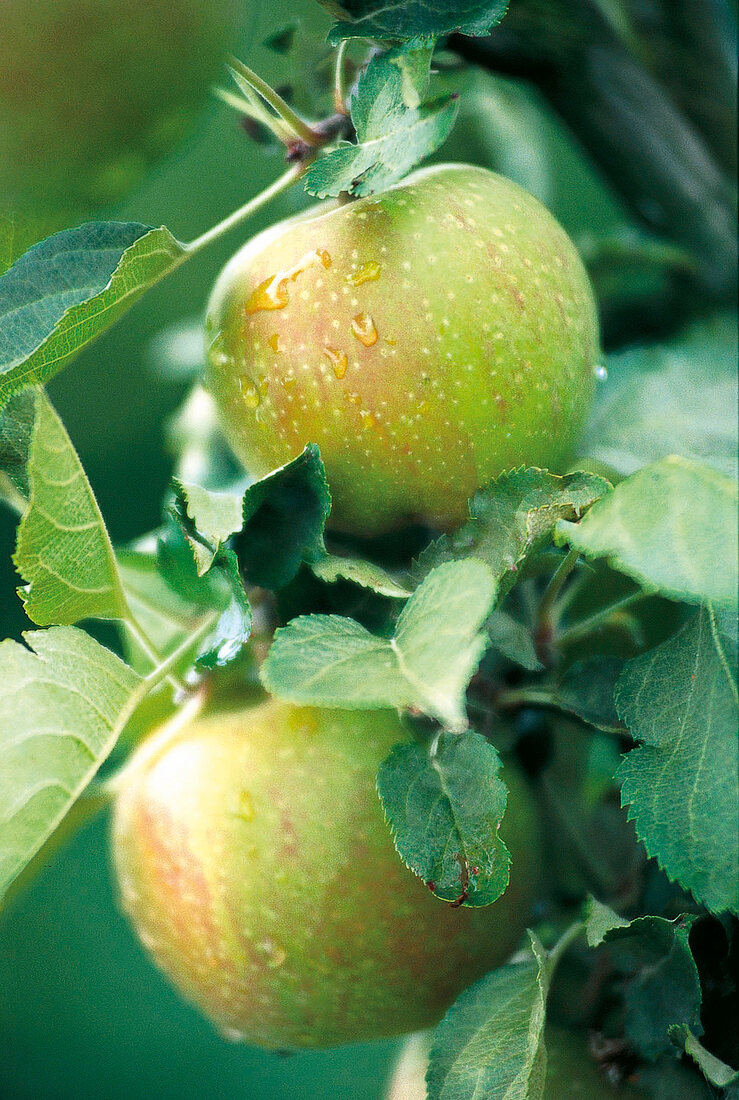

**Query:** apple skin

left=205, top=164, right=600, bottom=536
left=111, top=695, right=539, bottom=1049
left=0, top=0, right=240, bottom=213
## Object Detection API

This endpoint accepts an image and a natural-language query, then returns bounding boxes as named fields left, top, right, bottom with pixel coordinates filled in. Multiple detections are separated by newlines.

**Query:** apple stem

left=333, top=41, right=350, bottom=115
left=556, top=589, right=649, bottom=647
left=185, top=163, right=305, bottom=256
left=122, top=615, right=188, bottom=696
left=545, top=917, right=587, bottom=977
left=227, top=57, right=321, bottom=148
left=535, top=548, right=580, bottom=660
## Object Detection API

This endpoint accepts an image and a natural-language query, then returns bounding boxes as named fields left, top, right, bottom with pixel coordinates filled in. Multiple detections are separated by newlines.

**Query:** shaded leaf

left=0, top=627, right=142, bottom=902
left=487, top=607, right=541, bottom=670
left=616, top=607, right=739, bottom=914
left=262, top=559, right=496, bottom=730
left=552, top=658, right=625, bottom=733
left=603, top=915, right=702, bottom=1062
left=156, top=519, right=251, bottom=671
left=557, top=456, right=738, bottom=610
left=0, top=222, right=185, bottom=408
left=235, top=444, right=332, bottom=590
left=0, top=386, right=37, bottom=510
left=377, top=731, right=510, bottom=905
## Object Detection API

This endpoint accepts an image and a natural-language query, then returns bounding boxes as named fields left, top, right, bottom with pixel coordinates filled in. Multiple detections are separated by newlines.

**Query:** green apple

left=205, top=164, right=600, bottom=535
left=111, top=694, right=539, bottom=1049
left=0, top=0, right=240, bottom=213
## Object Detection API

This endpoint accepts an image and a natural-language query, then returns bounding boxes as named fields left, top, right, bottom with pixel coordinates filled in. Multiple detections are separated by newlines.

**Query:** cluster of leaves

left=0, top=1, right=737, bottom=1097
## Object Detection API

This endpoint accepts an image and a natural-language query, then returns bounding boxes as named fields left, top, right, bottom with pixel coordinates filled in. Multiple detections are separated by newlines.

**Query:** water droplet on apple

left=268, top=333, right=281, bottom=353
left=359, top=409, right=376, bottom=429
left=593, top=363, right=608, bottom=381
left=246, top=250, right=332, bottom=314
left=347, top=261, right=381, bottom=286
left=323, top=346, right=348, bottom=379
left=351, top=312, right=378, bottom=347
left=282, top=375, right=297, bottom=391
left=246, top=275, right=289, bottom=314
left=257, top=938, right=287, bottom=968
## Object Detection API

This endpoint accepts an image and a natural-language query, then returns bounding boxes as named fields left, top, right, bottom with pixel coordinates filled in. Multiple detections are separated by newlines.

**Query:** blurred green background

left=0, top=1, right=623, bottom=1095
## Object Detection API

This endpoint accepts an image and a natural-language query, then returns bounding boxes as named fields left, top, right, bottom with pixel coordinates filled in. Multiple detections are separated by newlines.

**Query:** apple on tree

left=205, top=163, right=600, bottom=535
left=112, top=694, right=539, bottom=1049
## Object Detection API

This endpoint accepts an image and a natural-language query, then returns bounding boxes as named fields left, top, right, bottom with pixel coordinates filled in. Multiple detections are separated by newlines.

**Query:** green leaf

left=311, top=554, right=412, bottom=598
left=584, top=896, right=630, bottom=946
left=418, top=467, right=610, bottom=593
left=584, top=317, right=738, bottom=479
left=173, top=480, right=245, bottom=575
left=674, top=1028, right=739, bottom=1089
left=304, top=45, right=458, bottom=198
left=14, top=391, right=127, bottom=626
left=262, top=559, right=496, bottom=730
left=0, top=627, right=142, bottom=902
left=377, top=731, right=510, bottom=906
left=235, top=444, right=332, bottom=590
left=0, top=221, right=185, bottom=408
left=557, top=457, right=738, bottom=610
left=427, top=932, right=550, bottom=1100
left=322, top=0, right=509, bottom=43
left=616, top=607, right=739, bottom=914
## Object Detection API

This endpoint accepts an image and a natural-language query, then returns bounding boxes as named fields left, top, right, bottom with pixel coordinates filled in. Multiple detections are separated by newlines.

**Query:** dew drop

left=347, top=261, right=381, bottom=286
left=234, top=790, right=255, bottom=821
left=351, top=312, right=378, bottom=347
left=345, top=391, right=362, bottom=406
left=359, top=409, right=376, bottom=429
left=239, top=377, right=261, bottom=409
left=593, top=363, right=608, bottom=381
left=246, top=250, right=332, bottom=314
left=246, top=275, right=289, bottom=314
left=282, top=375, right=296, bottom=391
left=323, top=346, right=348, bottom=379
